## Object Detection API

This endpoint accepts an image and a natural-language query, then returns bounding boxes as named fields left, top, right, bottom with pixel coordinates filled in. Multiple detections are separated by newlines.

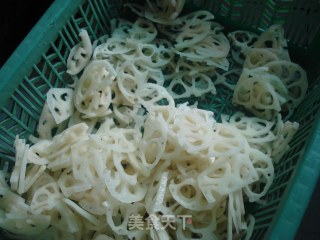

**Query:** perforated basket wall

left=0, top=0, right=319, bottom=239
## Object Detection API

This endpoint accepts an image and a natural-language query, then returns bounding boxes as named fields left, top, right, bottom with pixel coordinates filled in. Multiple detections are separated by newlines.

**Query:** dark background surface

left=0, top=1, right=319, bottom=239
left=0, top=1, right=55, bottom=66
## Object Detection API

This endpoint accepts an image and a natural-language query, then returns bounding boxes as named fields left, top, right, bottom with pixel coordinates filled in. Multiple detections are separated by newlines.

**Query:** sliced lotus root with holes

left=227, top=190, right=247, bottom=233
left=176, top=212, right=218, bottom=240
left=104, top=164, right=147, bottom=203
left=168, top=74, right=195, bottom=99
left=141, top=113, right=168, bottom=170
left=174, top=154, right=211, bottom=177
left=154, top=37, right=173, bottom=49
left=115, top=48, right=137, bottom=63
left=144, top=65, right=165, bottom=86
left=94, top=129, right=147, bottom=200
left=174, top=20, right=211, bottom=49
left=228, top=31, right=259, bottom=65
left=154, top=46, right=175, bottom=68
left=1, top=178, right=29, bottom=215
left=30, top=182, right=61, bottom=214
left=161, top=134, right=185, bottom=161
left=47, top=88, right=74, bottom=124
left=97, top=126, right=142, bottom=155
left=265, top=60, right=308, bottom=108
left=136, top=83, right=175, bottom=110
left=144, top=10, right=176, bottom=25
left=71, top=136, right=107, bottom=186
left=208, top=123, right=250, bottom=159
left=144, top=166, right=173, bottom=213
left=174, top=31, right=230, bottom=58
left=105, top=202, right=147, bottom=236
left=171, top=105, right=216, bottom=157
left=37, top=102, right=58, bottom=139
left=157, top=10, right=215, bottom=40
left=94, top=36, right=134, bottom=59
left=233, top=68, right=288, bottom=120
left=271, top=115, right=299, bottom=163
left=127, top=18, right=158, bottom=44
left=96, top=119, right=142, bottom=149
left=47, top=148, right=73, bottom=171
left=199, top=152, right=258, bottom=199
left=175, top=58, right=215, bottom=76
left=157, top=21, right=185, bottom=40
left=112, top=104, right=146, bottom=129
left=63, top=198, right=100, bottom=226
left=68, top=110, right=99, bottom=134
left=50, top=200, right=82, bottom=234
left=0, top=211, right=51, bottom=236
left=169, top=177, right=214, bottom=211
left=24, top=172, right=55, bottom=204
left=112, top=151, right=142, bottom=185
left=136, top=43, right=174, bottom=68
left=9, top=138, right=28, bottom=194
left=79, top=187, right=109, bottom=216
left=117, top=61, right=149, bottom=105
left=47, top=123, right=88, bottom=158
left=167, top=72, right=216, bottom=99
left=253, top=24, right=290, bottom=61
left=205, top=57, right=229, bottom=71
left=179, top=10, right=215, bottom=23
left=111, top=105, right=134, bottom=126
left=174, top=34, right=230, bottom=71
left=92, top=52, right=121, bottom=69
left=60, top=123, right=91, bottom=153
left=23, top=164, right=46, bottom=194
left=228, top=31, right=258, bottom=51
left=128, top=229, right=152, bottom=240
left=74, top=60, right=117, bottom=118
left=111, top=18, right=133, bottom=38
left=244, top=148, right=274, bottom=202
left=174, top=43, right=230, bottom=71
left=93, top=34, right=108, bottom=50
left=155, top=106, right=214, bottom=162
left=194, top=32, right=230, bottom=58
left=67, top=29, right=93, bottom=75
left=222, top=112, right=277, bottom=145
left=230, top=48, right=247, bottom=66
left=244, top=48, right=279, bottom=69
left=128, top=58, right=169, bottom=84
left=221, top=113, right=275, bottom=157
left=58, top=168, right=92, bottom=198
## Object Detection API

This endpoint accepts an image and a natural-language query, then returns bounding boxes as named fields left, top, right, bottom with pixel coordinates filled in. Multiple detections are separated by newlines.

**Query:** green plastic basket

left=0, top=0, right=319, bottom=239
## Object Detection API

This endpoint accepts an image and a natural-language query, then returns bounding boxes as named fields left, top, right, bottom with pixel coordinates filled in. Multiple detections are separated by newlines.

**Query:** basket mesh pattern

left=0, top=0, right=121, bottom=159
